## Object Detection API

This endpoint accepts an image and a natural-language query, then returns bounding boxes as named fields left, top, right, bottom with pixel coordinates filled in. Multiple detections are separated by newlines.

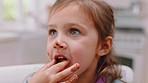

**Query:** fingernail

left=71, top=63, right=80, bottom=72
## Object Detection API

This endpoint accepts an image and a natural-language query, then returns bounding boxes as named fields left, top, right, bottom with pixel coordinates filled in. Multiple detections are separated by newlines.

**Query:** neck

left=76, top=58, right=98, bottom=83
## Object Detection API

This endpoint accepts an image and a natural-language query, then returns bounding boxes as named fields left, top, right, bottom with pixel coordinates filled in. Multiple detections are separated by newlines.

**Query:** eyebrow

left=48, top=23, right=86, bottom=31
left=48, top=24, right=57, bottom=29
left=64, top=23, right=85, bottom=29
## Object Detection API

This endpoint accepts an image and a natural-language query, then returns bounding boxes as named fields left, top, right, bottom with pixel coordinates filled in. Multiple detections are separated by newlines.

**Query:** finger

left=60, top=74, right=78, bottom=83
left=38, top=60, right=55, bottom=72
left=54, top=63, right=80, bottom=82
left=47, top=61, right=69, bottom=74
left=63, top=73, right=75, bottom=81
left=66, top=74, right=78, bottom=83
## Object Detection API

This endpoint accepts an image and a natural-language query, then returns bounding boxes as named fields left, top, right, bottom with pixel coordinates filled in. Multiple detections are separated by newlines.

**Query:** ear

left=96, top=36, right=113, bottom=56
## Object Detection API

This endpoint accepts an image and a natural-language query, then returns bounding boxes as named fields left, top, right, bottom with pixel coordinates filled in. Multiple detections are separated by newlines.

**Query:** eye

left=48, top=29, right=58, bottom=36
left=69, top=28, right=80, bottom=36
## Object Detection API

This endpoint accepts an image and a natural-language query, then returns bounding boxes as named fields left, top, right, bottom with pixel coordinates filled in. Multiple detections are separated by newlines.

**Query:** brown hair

left=49, top=0, right=122, bottom=82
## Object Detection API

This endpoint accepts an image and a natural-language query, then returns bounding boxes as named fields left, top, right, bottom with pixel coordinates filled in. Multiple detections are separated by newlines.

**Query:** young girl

left=28, top=0, right=123, bottom=83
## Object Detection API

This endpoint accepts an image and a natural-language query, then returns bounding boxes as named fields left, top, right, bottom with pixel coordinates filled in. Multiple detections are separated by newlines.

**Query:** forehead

left=48, top=5, right=93, bottom=25
left=49, top=4, right=90, bottom=19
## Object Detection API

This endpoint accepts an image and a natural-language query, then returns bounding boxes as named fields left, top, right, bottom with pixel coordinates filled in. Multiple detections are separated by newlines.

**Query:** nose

left=53, top=40, right=67, bottom=50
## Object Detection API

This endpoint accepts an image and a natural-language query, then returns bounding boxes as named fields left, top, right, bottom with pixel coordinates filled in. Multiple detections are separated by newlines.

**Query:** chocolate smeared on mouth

left=56, top=56, right=67, bottom=64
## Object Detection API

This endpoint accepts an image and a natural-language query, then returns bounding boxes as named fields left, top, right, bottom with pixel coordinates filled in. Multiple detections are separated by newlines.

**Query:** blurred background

left=0, top=0, right=148, bottom=83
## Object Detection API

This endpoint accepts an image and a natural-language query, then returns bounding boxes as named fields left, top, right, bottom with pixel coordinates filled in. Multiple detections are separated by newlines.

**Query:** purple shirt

left=96, top=77, right=105, bottom=83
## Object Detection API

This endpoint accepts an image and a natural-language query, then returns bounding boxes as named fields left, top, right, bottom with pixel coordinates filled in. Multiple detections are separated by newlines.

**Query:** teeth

left=58, top=56, right=64, bottom=59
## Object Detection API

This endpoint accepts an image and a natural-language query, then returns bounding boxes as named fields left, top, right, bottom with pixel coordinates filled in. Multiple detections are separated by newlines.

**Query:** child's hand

left=29, top=60, right=80, bottom=83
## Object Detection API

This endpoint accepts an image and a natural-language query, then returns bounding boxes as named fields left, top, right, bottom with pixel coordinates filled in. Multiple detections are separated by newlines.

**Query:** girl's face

left=47, top=5, right=100, bottom=76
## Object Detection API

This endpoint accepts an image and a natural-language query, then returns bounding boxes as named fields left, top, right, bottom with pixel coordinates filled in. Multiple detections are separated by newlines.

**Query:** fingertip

left=71, top=63, right=80, bottom=72
left=60, top=61, right=69, bottom=66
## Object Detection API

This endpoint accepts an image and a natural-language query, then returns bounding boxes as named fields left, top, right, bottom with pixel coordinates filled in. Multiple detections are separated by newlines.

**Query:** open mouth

left=54, top=55, right=68, bottom=64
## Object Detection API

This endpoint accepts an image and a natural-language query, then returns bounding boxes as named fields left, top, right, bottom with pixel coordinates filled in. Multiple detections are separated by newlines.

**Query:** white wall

left=18, top=30, right=49, bottom=65
left=0, top=32, right=20, bottom=66
left=141, top=0, right=148, bottom=83
left=0, top=30, right=49, bottom=66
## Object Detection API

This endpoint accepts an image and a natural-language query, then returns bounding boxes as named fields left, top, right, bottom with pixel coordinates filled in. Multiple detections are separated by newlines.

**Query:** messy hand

left=29, top=60, right=80, bottom=83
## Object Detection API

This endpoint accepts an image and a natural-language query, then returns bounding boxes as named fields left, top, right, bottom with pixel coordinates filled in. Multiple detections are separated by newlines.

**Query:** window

left=2, top=0, right=17, bottom=21
left=0, top=0, right=29, bottom=31
left=0, top=0, right=50, bottom=31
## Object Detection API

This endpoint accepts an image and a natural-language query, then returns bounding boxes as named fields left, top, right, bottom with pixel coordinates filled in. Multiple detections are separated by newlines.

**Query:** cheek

left=47, top=41, right=53, bottom=59
left=69, top=38, right=98, bottom=71
left=71, top=44, right=97, bottom=75
left=70, top=42, right=97, bottom=64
